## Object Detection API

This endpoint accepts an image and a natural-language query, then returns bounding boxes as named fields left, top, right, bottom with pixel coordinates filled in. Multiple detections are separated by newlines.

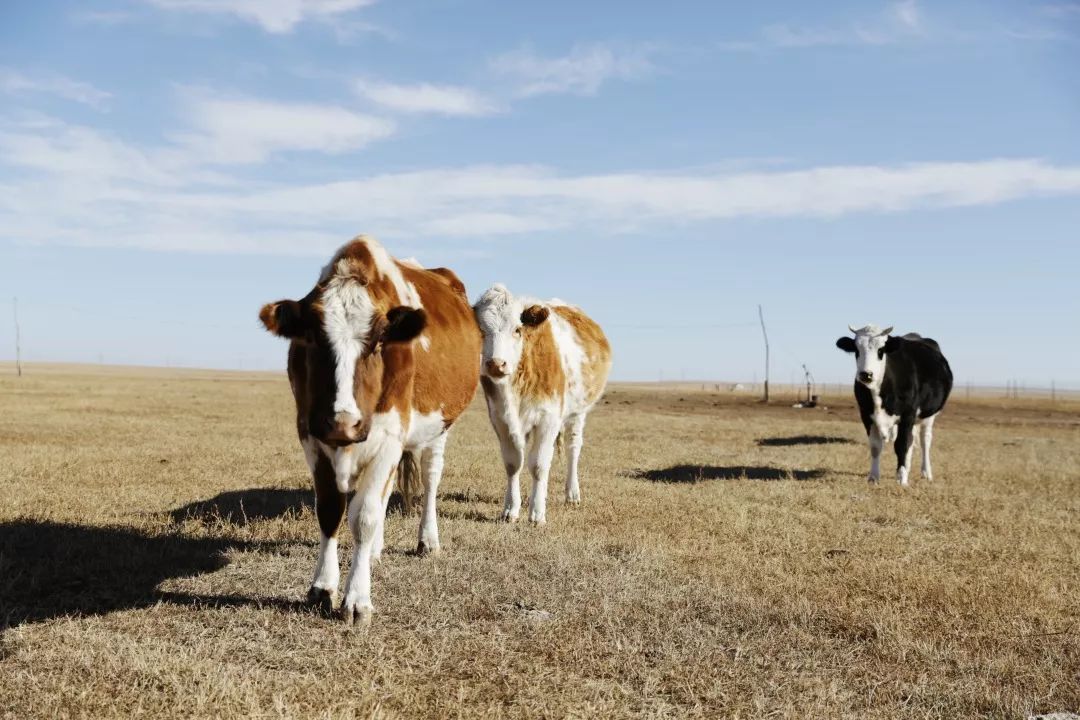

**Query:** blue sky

left=1, top=0, right=1078, bottom=386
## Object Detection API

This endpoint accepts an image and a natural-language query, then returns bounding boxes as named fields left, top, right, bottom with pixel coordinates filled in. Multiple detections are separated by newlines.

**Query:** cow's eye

left=878, top=349, right=885, bottom=360
left=513, top=327, right=522, bottom=337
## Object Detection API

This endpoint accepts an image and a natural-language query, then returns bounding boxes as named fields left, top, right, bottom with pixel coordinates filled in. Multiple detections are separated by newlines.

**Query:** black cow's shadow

left=630, top=465, right=828, bottom=483
left=757, top=435, right=856, bottom=447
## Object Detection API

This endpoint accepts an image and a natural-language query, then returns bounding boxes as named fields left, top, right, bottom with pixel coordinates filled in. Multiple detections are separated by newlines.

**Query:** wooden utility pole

left=13, top=297, right=22, bottom=377
left=757, top=304, right=770, bottom=402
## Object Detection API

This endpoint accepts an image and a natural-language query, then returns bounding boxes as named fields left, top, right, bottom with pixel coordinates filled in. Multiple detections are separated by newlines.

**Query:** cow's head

left=259, top=242, right=426, bottom=446
left=473, top=284, right=549, bottom=381
left=836, top=324, right=896, bottom=387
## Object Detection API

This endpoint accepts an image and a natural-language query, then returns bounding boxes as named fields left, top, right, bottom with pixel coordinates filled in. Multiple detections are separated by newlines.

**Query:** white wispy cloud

left=354, top=80, right=502, bottom=116
left=69, top=10, right=137, bottom=26
left=0, top=68, right=112, bottom=110
left=142, top=0, right=376, bottom=34
left=491, top=43, right=654, bottom=98
left=173, top=92, right=395, bottom=164
left=1039, top=3, right=1080, bottom=17
left=721, top=1, right=926, bottom=51
left=3, top=114, right=1079, bottom=255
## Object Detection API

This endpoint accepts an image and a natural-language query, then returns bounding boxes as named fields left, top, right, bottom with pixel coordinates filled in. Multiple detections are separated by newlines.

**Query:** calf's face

left=473, top=284, right=549, bottom=381
left=259, top=256, right=425, bottom=446
left=836, top=324, right=894, bottom=387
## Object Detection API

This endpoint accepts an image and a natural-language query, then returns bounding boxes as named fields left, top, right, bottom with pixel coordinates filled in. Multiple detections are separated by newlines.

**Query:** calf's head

left=473, top=284, right=549, bottom=381
left=259, top=249, right=425, bottom=446
left=836, top=324, right=897, bottom=387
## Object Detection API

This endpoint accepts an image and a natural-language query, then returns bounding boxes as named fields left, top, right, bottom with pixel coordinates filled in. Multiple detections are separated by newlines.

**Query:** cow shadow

left=0, top=519, right=302, bottom=628
left=757, top=435, right=856, bottom=447
left=169, top=487, right=313, bottom=526
left=629, top=465, right=828, bottom=483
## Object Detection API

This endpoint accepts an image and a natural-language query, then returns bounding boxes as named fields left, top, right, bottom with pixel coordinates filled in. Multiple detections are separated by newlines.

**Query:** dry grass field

left=1, top=365, right=1078, bottom=719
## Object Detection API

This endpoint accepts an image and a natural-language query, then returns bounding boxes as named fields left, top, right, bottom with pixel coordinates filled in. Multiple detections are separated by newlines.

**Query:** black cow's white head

left=836, top=324, right=895, bottom=388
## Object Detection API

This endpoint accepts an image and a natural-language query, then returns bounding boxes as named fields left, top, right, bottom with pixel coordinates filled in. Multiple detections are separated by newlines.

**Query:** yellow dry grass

left=1, top=365, right=1078, bottom=719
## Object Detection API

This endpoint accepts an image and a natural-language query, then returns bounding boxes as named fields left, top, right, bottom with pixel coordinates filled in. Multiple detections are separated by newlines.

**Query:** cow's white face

left=474, top=284, right=549, bottom=381
left=836, top=324, right=894, bottom=388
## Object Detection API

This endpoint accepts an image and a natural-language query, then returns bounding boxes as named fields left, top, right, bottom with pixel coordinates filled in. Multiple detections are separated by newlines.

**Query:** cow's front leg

left=495, top=424, right=525, bottom=523
left=867, top=425, right=884, bottom=484
left=527, top=421, right=561, bottom=525
left=308, top=448, right=345, bottom=613
left=894, top=417, right=915, bottom=487
left=341, top=449, right=399, bottom=627
left=417, top=433, right=448, bottom=554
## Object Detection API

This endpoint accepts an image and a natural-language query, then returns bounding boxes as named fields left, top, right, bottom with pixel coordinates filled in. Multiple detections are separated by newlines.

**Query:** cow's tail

left=396, top=450, right=422, bottom=515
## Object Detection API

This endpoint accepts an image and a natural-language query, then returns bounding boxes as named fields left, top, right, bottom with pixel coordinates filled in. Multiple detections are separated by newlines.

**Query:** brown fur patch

left=514, top=316, right=566, bottom=403
left=553, top=306, right=611, bottom=404
left=398, top=263, right=481, bottom=423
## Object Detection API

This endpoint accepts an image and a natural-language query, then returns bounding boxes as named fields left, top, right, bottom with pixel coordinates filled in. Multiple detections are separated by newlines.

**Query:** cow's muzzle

left=857, top=371, right=874, bottom=385
left=485, top=358, right=509, bottom=379
left=316, top=412, right=367, bottom=446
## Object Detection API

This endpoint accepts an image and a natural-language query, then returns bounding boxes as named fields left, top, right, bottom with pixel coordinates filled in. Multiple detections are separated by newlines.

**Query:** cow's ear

left=521, top=305, right=550, bottom=327
left=260, top=300, right=305, bottom=338
left=883, top=335, right=902, bottom=354
left=383, top=307, right=427, bottom=344
left=835, top=337, right=857, bottom=353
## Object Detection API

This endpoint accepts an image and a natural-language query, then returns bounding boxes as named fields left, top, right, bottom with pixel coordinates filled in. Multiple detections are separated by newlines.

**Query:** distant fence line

left=650, top=381, right=1080, bottom=403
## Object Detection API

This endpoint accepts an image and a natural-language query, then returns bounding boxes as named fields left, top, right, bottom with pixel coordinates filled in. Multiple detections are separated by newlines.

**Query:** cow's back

left=552, top=305, right=612, bottom=407
left=400, top=264, right=481, bottom=425
left=883, top=336, right=953, bottom=418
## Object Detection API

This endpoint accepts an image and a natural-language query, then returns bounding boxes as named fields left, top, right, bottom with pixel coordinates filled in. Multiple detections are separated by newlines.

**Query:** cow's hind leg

left=867, top=425, right=884, bottom=484
left=341, top=448, right=400, bottom=627
left=919, top=415, right=936, bottom=481
left=564, top=414, right=587, bottom=505
left=308, top=447, right=346, bottom=614
left=894, top=417, right=916, bottom=487
left=527, top=421, right=561, bottom=525
left=417, top=433, right=448, bottom=555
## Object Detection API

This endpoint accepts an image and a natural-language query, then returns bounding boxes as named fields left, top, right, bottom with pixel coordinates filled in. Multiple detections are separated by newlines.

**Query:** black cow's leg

left=894, top=416, right=915, bottom=487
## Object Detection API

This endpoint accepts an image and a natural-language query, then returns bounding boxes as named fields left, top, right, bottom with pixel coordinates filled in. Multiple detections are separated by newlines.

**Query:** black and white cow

left=835, top=324, right=953, bottom=486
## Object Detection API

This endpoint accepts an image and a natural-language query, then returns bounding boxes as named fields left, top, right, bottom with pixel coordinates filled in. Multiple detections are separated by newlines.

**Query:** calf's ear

left=259, top=300, right=305, bottom=338
left=835, top=336, right=857, bottom=353
left=383, top=307, right=427, bottom=343
left=521, top=305, right=550, bottom=327
left=883, top=335, right=902, bottom=354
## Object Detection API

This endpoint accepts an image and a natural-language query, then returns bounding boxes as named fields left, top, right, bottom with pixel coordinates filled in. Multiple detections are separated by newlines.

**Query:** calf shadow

left=0, top=519, right=289, bottom=628
left=757, top=435, right=856, bottom=447
left=169, top=487, right=313, bottom=526
left=629, top=465, right=828, bottom=483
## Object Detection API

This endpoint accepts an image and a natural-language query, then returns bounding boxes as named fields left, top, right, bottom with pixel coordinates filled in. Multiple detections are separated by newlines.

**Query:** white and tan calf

left=474, top=285, right=611, bottom=524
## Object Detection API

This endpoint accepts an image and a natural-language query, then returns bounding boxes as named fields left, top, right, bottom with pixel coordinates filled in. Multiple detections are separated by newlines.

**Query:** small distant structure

left=792, top=363, right=819, bottom=409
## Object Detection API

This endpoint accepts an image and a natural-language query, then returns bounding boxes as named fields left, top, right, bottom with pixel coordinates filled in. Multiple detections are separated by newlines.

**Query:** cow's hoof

left=341, top=603, right=373, bottom=629
left=528, top=515, right=547, bottom=526
left=565, top=495, right=581, bottom=506
left=306, top=587, right=338, bottom=616
left=499, top=510, right=520, bottom=523
left=867, top=475, right=880, bottom=485
left=416, top=540, right=441, bottom=556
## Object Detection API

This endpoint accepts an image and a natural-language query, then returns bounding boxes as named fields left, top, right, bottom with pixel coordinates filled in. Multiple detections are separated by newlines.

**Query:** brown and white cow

left=259, top=236, right=480, bottom=624
left=473, top=284, right=611, bottom=524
